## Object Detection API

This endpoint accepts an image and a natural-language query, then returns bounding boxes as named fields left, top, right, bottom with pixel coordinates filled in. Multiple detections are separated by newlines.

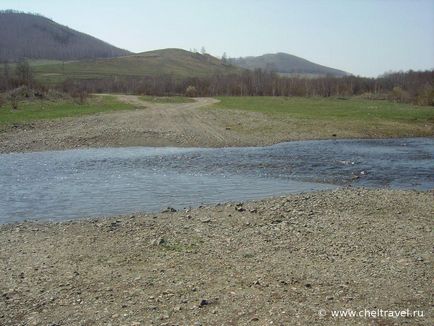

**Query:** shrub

left=10, top=94, right=18, bottom=110
left=70, top=89, right=89, bottom=104
left=390, top=86, right=410, bottom=103
left=185, top=85, right=197, bottom=97
left=416, top=84, right=434, bottom=106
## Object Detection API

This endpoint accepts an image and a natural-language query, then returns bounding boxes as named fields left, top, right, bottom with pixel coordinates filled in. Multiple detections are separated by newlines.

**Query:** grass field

left=212, top=96, right=434, bottom=138
left=213, top=96, right=434, bottom=121
left=0, top=95, right=136, bottom=125
left=139, top=96, right=194, bottom=104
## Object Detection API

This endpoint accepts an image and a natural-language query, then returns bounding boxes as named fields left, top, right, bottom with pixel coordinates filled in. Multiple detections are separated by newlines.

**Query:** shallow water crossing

left=0, top=138, right=433, bottom=223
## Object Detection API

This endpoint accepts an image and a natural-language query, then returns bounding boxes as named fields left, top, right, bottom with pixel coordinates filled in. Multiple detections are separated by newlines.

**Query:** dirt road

left=1, top=95, right=370, bottom=153
left=114, top=95, right=230, bottom=146
left=0, top=95, right=269, bottom=153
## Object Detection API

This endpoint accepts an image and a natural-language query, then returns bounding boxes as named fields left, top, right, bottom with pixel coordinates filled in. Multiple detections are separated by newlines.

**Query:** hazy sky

left=1, top=0, right=433, bottom=77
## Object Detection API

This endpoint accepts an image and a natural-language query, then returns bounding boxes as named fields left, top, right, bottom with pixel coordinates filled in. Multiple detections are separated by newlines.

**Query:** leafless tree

left=15, top=60, right=33, bottom=86
left=221, top=52, right=228, bottom=65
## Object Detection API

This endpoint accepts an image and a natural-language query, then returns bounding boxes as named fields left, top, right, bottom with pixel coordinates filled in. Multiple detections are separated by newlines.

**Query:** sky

left=1, top=0, right=433, bottom=77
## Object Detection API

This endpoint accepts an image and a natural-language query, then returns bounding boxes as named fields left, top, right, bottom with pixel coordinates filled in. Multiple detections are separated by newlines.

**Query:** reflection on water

left=0, top=138, right=432, bottom=223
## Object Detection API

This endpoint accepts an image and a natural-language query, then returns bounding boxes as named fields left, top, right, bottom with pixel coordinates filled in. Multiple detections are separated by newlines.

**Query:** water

left=0, top=138, right=433, bottom=223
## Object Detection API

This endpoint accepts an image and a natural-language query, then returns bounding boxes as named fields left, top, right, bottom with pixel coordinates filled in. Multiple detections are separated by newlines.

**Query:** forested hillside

left=0, top=10, right=131, bottom=61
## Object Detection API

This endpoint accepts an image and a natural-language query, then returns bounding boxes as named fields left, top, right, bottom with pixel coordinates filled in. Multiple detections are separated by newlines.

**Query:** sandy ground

left=0, top=188, right=433, bottom=325
left=3, top=95, right=428, bottom=154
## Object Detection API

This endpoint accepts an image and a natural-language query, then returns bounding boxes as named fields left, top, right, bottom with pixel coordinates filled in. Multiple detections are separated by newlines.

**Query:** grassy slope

left=212, top=96, right=434, bottom=138
left=0, top=95, right=136, bottom=124
left=32, top=49, right=240, bottom=84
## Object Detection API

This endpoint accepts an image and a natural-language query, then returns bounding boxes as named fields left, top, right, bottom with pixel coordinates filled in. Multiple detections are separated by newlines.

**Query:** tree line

left=61, top=69, right=433, bottom=106
left=1, top=61, right=433, bottom=106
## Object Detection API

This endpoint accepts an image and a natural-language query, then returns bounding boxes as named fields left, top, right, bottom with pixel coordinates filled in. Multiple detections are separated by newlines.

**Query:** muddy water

left=0, top=138, right=432, bottom=223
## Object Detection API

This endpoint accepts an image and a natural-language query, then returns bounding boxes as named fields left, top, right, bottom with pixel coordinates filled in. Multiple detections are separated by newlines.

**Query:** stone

left=162, top=207, right=177, bottom=213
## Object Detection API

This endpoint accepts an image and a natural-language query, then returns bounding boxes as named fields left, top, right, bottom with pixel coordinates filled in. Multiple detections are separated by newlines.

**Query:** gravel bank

left=0, top=188, right=432, bottom=325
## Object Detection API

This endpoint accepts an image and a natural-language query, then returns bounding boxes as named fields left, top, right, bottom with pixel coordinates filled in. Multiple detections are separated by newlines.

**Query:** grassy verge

left=212, top=96, right=434, bottom=139
left=213, top=96, right=434, bottom=121
left=0, top=95, right=137, bottom=125
left=139, top=96, right=194, bottom=104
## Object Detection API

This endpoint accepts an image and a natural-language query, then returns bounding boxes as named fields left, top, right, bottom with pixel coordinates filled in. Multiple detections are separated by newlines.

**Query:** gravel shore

left=1, top=188, right=432, bottom=325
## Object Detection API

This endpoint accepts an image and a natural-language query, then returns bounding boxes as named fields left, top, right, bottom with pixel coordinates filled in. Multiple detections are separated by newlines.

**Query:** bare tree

left=221, top=52, right=228, bottom=64
left=0, top=62, right=10, bottom=89
left=15, top=60, right=33, bottom=86
left=10, top=93, right=18, bottom=110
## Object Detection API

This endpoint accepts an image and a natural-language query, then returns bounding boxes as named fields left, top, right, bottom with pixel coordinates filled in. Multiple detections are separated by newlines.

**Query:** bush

left=185, top=85, right=197, bottom=97
left=70, top=89, right=89, bottom=104
left=46, top=89, right=69, bottom=101
left=10, top=94, right=18, bottom=110
left=416, top=84, right=434, bottom=106
left=390, top=86, right=410, bottom=103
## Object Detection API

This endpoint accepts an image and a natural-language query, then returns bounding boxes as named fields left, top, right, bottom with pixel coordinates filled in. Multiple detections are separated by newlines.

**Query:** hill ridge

left=230, top=52, right=349, bottom=77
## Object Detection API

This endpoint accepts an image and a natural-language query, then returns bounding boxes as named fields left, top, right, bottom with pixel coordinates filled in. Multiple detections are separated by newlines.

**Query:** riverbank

left=1, top=95, right=433, bottom=153
left=1, top=188, right=432, bottom=325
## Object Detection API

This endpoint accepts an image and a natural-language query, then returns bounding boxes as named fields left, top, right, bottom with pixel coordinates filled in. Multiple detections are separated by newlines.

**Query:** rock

left=199, top=299, right=209, bottom=306
left=150, top=238, right=166, bottom=246
left=162, top=207, right=177, bottom=213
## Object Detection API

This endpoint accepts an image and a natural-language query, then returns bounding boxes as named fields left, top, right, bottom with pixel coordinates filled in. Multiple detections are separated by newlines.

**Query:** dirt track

left=0, top=96, right=268, bottom=153
left=0, top=95, right=387, bottom=153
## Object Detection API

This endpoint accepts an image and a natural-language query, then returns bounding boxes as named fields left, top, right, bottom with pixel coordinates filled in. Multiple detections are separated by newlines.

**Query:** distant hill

left=32, top=48, right=241, bottom=83
left=230, top=53, right=349, bottom=77
left=0, top=10, right=130, bottom=62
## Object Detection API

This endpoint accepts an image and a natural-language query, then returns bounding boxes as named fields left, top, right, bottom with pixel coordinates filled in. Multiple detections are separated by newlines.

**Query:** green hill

left=32, top=48, right=241, bottom=83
